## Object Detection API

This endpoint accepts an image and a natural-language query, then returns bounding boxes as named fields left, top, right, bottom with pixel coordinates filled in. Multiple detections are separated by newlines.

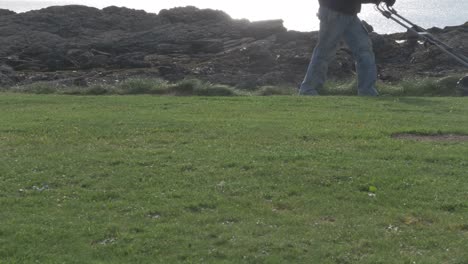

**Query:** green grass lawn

left=0, top=94, right=467, bottom=263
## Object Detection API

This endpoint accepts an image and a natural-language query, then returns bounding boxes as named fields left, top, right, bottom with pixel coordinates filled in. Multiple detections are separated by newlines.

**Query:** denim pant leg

left=343, top=17, right=379, bottom=96
left=299, top=7, right=348, bottom=95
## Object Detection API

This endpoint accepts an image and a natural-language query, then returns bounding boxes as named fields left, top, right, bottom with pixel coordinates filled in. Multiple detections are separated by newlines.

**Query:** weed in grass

left=368, top=185, right=378, bottom=193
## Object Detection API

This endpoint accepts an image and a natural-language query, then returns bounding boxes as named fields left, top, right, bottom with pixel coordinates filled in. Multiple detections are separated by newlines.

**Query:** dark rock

left=89, top=55, right=110, bottom=68
left=0, top=73, right=12, bottom=87
left=258, top=71, right=290, bottom=86
left=101, top=6, right=161, bottom=31
left=159, top=6, right=231, bottom=24
left=370, top=33, right=409, bottom=63
left=112, top=52, right=151, bottom=68
left=156, top=43, right=192, bottom=54
left=0, top=5, right=466, bottom=88
left=66, top=49, right=94, bottom=67
left=0, top=64, right=16, bottom=86
left=235, top=74, right=261, bottom=90
left=238, top=19, right=287, bottom=39
left=54, top=76, right=88, bottom=87
left=0, top=64, right=15, bottom=74
left=158, top=64, right=189, bottom=81
left=276, top=31, right=317, bottom=44
left=144, top=54, right=173, bottom=65
left=0, top=9, right=16, bottom=16
left=241, top=38, right=277, bottom=71
left=190, top=39, right=224, bottom=53
left=458, top=75, right=468, bottom=96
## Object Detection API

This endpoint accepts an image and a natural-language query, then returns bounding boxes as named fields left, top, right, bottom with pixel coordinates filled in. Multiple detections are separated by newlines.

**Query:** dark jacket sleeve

left=361, top=0, right=381, bottom=3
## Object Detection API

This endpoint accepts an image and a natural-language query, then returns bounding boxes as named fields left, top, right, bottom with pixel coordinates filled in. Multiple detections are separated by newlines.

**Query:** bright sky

left=3, top=0, right=321, bottom=31
left=3, top=0, right=468, bottom=33
left=93, top=0, right=321, bottom=31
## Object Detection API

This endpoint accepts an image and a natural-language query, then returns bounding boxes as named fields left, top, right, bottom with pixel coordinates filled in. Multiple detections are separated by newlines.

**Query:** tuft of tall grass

left=10, top=82, right=58, bottom=94
left=117, top=78, right=169, bottom=95
left=2, top=75, right=465, bottom=97
left=195, top=84, right=237, bottom=96
left=400, top=75, right=461, bottom=96
left=321, top=79, right=357, bottom=96
left=376, top=81, right=404, bottom=96
left=257, top=86, right=297, bottom=96
left=82, top=85, right=117, bottom=95
left=170, top=79, right=237, bottom=96
left=169, top=79, right=204, bottom=95
left=318, top=75, right=463, bottom=96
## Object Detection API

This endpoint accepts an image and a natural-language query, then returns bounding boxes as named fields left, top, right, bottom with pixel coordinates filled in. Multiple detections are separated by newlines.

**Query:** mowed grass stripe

left=0, top=95, right=467, bottom=263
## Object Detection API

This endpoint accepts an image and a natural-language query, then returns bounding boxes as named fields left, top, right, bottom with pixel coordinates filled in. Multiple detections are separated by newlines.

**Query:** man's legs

left=343, top=17, right=379, bottom=96
left=299, top=7, right=349, bottom=95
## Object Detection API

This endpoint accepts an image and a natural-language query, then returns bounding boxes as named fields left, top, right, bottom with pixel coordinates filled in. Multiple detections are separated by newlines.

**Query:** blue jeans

left=300, top=6, right=378, bottom=96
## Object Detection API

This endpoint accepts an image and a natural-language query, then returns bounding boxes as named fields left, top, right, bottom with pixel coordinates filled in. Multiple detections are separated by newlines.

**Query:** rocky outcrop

left=0, top=5, right=466, bottom=88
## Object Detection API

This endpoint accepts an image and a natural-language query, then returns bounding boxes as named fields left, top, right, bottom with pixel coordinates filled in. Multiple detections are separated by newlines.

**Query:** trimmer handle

left=376, top=3, right=392, bottom=18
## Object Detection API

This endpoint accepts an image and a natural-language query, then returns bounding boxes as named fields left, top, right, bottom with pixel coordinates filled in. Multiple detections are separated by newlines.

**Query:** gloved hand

left=384, top=0, right=396, bottom=6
